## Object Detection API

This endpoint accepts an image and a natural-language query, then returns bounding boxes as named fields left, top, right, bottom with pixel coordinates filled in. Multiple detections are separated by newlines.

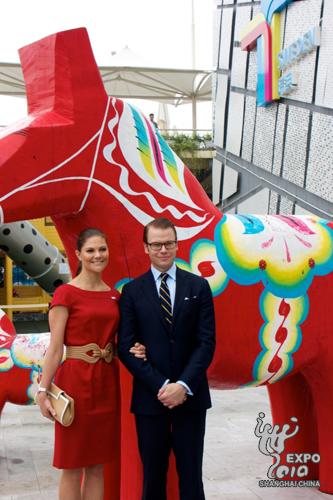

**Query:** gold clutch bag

left=46, top=383, right=75, bottom=427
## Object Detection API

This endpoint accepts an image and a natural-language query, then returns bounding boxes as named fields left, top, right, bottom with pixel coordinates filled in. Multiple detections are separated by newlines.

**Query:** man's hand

left=157, top=382, right=187, bottom=409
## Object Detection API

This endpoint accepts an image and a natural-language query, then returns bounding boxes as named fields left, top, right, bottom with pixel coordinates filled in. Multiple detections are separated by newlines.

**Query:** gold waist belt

left=66, top=342, right=114, bottom=363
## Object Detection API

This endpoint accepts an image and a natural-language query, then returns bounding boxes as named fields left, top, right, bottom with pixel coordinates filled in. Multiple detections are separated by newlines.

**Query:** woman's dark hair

left=143, top=218, right=177, bottom=244
left=76, top=228, right=108, bottom=275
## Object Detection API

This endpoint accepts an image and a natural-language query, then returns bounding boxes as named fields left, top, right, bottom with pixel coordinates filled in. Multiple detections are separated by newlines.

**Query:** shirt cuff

left=177, top=380, right=193, bottom=396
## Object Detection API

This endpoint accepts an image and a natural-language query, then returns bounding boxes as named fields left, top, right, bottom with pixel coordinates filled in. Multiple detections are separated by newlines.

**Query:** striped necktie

left=159, top=273, right=173, bottom=326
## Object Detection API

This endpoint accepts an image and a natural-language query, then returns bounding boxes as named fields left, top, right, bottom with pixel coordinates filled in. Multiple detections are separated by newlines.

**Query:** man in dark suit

left=118, top=217, right=216, bottom=500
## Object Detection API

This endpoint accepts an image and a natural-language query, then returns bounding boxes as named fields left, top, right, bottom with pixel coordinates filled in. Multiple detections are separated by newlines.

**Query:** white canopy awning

left=0, top=63, right=25, bottom=96
left=99, top=65, right=212, bottom=105
left=0, top=61, right=212, bottom=129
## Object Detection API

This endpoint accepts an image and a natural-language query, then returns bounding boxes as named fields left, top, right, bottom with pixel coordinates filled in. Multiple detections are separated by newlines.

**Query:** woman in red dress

left=36, top=228, right=145, bottom=499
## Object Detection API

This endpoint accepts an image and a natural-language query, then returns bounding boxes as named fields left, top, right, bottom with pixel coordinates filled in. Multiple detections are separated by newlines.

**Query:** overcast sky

left=0, top=0, right=214, bottom=130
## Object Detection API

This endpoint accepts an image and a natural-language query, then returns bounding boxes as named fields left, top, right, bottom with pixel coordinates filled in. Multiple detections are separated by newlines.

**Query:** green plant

left=162, top=133, right=213, bottom=157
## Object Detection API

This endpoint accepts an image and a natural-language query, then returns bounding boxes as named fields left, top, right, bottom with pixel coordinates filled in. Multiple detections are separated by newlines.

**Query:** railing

left=160, top=129, right=212, bottom=134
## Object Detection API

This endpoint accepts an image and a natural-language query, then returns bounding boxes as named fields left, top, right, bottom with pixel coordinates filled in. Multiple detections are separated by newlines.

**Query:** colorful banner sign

left=240, top=0, right=294, bottom=106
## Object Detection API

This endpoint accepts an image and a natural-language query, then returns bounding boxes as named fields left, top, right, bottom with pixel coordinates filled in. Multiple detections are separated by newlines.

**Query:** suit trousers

left=135, top=410, right=207, bottom=500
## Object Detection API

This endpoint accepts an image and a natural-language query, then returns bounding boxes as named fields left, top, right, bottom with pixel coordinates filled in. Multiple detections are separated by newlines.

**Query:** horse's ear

left=19, top=27, right=107, bottom=118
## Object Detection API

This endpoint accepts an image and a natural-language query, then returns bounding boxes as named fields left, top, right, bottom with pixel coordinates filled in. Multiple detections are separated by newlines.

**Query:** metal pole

left=192, top=96, right=197, bottom=135
left=191, top=0, right=196, bottom=135
left=191, top=0, right=196, bottom=69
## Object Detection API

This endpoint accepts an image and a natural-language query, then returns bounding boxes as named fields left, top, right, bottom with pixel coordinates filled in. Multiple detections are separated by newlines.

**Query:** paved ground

left=0, top=387, right=331, bottom=499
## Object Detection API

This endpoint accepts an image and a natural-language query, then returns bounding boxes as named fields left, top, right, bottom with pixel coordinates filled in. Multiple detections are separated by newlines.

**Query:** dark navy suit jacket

left=118, top=267, right=216, bottom=415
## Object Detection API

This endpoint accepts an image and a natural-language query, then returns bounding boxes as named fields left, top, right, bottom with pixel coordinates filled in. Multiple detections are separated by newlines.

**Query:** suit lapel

left=141, top=270, right=171, bottom=333
left=173, top=267, right=190, bottom=321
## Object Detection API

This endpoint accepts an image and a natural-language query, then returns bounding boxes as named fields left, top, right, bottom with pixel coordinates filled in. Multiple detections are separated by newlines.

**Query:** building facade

left=213, top=0, right=333, bottom=218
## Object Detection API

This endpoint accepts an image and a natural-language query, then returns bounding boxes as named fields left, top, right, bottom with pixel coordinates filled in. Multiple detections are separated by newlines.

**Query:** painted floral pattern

left=215, top=214, right=333, bottom=298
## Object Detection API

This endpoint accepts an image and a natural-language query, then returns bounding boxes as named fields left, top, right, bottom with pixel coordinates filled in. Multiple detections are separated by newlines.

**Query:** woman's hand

left=129, top=342, right=147, bottom=361
left=36, top=392, right=57, bottom=421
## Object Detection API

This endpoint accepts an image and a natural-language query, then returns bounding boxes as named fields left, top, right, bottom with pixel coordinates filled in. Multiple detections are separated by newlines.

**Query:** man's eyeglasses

left=147, top=241, right=177, bottom=251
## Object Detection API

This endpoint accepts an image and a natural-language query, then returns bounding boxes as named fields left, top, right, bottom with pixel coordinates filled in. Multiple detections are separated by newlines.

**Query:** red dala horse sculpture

left=0, top=28, right=333, bottom=496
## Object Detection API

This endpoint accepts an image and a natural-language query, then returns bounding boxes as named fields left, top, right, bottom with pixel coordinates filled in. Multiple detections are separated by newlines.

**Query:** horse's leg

left=267, top=372, right=319, bottom=480
left=0, top=367, right=33, bottom=422
left=303, top=360, right=333, bottom=494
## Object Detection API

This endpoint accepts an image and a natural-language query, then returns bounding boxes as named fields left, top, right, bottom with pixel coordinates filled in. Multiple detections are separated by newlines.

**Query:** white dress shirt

left=151, top=264, right=193, bottom=396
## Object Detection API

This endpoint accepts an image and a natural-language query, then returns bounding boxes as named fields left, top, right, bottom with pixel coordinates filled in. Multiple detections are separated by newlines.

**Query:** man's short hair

left=143, top=218, right=177, bottom=243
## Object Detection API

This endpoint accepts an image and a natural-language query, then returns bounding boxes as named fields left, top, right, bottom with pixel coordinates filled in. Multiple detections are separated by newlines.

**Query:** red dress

left=50, top=283, right=120, bottom=469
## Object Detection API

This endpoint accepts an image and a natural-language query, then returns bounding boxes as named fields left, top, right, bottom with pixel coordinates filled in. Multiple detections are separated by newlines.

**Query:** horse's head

left=0, top=27, right=221, bottom=281
left=0, top=28, right=108, bottom=225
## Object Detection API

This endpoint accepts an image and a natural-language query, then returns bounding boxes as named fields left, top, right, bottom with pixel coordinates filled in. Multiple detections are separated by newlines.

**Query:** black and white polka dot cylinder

left=0, top=221, right=70, bottom=294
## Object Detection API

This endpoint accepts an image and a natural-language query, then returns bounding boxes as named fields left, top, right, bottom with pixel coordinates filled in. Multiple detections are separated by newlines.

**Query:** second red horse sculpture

left=0, top=28, right=333, bottom=496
